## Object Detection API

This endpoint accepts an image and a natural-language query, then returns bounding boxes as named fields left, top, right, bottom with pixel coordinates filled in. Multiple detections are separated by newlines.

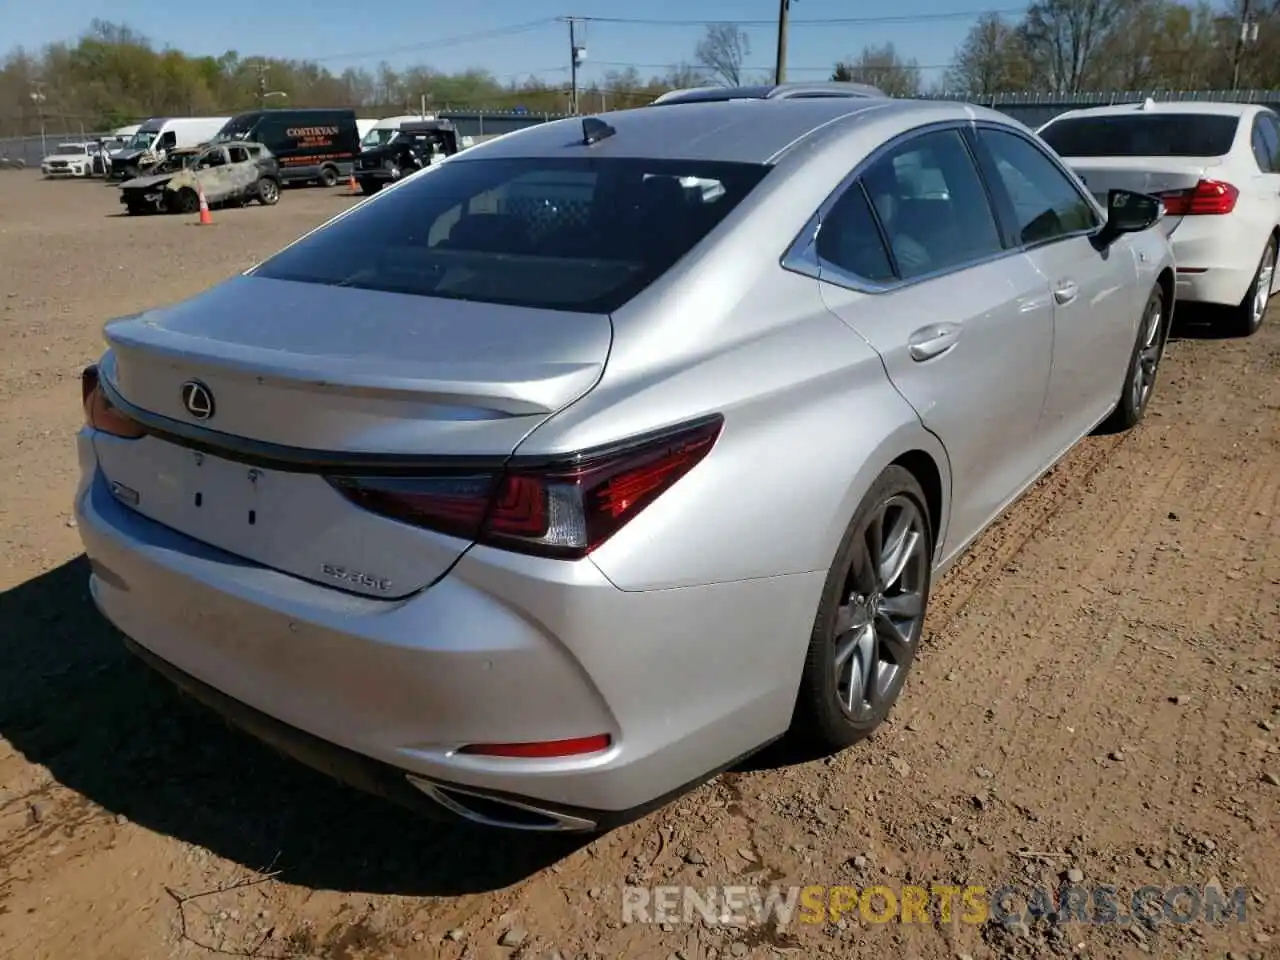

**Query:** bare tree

left=695, top=23, right=751, bottom=87
left=1021, top=0, right=1136, bottom=93
left=663, top=61, right=708, bottom=89
left=944, top=13, right=1035, bottom=95
left=832, top=43, right=921, bottom=97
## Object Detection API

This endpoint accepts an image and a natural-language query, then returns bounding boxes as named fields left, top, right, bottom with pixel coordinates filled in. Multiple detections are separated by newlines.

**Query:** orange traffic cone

left=348, top=173, right=359, bottom=194
left=197, top=183, right=212, bottom=225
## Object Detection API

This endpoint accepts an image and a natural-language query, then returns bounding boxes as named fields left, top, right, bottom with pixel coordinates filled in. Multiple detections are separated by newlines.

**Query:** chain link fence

left=0, top=131, right=113, bottom=170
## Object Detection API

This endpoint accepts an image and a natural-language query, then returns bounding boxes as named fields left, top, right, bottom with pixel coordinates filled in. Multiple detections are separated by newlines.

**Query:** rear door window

left=253, top=156, right=771, bottom=313
left=856, top=128, right=1004, bottom=281
left=1039, top=114, right=1240, bottom=157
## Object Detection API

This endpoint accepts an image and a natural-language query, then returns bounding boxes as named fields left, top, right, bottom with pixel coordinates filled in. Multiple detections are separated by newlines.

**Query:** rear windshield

left=252, top=156, right=771, bottom=313
left=1039, top=114, right=1240, bottom=158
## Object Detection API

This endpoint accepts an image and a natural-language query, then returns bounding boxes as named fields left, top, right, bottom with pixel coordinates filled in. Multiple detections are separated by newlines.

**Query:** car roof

left=1047, top=100, right=1266, bottom=123
left=651, top=81, right=887, bottom=104
left=458, top=98, right=1003, bottom=165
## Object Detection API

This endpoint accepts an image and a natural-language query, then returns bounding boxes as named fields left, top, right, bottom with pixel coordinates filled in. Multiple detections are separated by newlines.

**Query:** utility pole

left=568, top=18, right=587, bottom=115
left=775, top=0, right=792, bottom=85
left=253, top=61, right=269, bottom=107
left=1231, top=0, right=1258, bottom=92
left=29, top=81, right=47, bottom=157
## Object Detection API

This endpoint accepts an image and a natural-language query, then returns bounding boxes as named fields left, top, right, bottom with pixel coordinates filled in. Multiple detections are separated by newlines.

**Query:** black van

left=212, top=108, right=358, bottom=187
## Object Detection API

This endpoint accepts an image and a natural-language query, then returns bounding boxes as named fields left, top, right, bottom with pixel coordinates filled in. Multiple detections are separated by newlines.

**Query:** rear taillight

left=81, top=364, right=146, bottom=439
left=1156, top=179, right=1238, bottom=216
left=328, top=415, right=724, bottom=559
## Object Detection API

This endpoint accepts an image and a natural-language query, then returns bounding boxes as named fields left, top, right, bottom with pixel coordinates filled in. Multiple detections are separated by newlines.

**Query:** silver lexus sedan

left=75, top=86, right=1175, bottom=833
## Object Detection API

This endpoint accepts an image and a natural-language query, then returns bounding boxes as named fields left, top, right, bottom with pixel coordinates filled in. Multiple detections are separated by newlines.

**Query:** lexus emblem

left=180, top=380, right=215, bottom=420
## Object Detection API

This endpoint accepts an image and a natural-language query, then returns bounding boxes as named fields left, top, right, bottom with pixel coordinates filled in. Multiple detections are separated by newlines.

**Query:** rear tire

left=359, top=179, right=381, bottom=195
left=319, top=165, right=340, bottom=188
left=790, top=465, right=933, bottom=751
left=1100, top=283, right=1168, bottom=433
left=1228, top=236, right=1275, bottom=337
left=257, top=177, right=280, bottom=206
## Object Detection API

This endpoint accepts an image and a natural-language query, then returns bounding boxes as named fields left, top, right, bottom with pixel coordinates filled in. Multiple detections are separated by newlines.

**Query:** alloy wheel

left=832, top=494, right=929, bottom=722
left=1253, top=243, right=1275, bottom=328
left=1130, top=294, right=1164, bottom=414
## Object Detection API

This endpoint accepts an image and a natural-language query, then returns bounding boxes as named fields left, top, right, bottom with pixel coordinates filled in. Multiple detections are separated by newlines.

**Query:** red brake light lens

left=327, top=415, right=724, bottom=559
left=1156, top=179, right=1238, bottom=216
left=81, top=364, right=146, bottom=439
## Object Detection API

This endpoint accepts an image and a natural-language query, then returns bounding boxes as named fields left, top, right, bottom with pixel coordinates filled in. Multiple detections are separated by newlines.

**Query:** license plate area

left=135, top=448, right=276, bottom=546
left=91, top=433, right=465, bottom=598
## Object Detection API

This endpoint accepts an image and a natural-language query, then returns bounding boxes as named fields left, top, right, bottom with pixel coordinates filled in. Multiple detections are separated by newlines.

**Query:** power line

left=563, top=9, right=1028, bottom=27
left=304, top=18, right=559, bottom=65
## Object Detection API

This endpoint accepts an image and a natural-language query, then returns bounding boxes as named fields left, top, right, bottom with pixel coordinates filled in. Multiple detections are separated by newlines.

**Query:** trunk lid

left=94, top=275, right=612, bottom=597
left=1063, top=156, right=1222, bottom=237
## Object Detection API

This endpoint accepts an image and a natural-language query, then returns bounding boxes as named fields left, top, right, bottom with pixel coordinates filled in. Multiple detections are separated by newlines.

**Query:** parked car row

left=72, top=84, right=1273, bottom=837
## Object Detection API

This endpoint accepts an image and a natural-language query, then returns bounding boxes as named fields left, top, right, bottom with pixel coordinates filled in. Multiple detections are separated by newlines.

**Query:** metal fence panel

left=438, top=89, right=1280, bottom=136
left=8, top=90, right=1279, bottom=168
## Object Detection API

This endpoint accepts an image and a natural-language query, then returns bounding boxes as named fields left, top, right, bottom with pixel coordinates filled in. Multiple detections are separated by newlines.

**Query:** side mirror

left=1094, top=188, right=1162, bottom=248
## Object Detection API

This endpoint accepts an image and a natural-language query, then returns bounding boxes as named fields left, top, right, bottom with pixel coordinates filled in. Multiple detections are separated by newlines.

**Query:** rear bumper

left=1170, top=218, right=1272, bottom=307
left=1172, top=264, right=1255, bottom=307
left=121, top=633, right=732, bottom=832
left=74, top=430, right=819, bottom=824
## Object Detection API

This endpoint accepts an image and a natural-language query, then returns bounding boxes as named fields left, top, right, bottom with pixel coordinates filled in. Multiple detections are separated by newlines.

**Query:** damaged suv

left=120, top=142, right=281, bottom=215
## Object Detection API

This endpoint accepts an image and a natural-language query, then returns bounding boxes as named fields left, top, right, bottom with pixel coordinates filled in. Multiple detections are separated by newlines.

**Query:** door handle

left=907, top=322, right=962, bottom=361
left=1053, top=280, right=1079, bottom=305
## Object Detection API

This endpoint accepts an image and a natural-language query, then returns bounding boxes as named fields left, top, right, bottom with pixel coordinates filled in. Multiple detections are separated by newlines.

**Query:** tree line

left=1, top=3, right=1276, bottom=137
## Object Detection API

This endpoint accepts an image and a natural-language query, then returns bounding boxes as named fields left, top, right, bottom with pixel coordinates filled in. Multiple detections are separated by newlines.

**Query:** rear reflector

left=328, top=414, right=724, bottom=559
left=457, top=734, right=612, bottom=758
left=1156, top=179, right=1238, bottom=216
left=81, top=365, right=146, bottom=440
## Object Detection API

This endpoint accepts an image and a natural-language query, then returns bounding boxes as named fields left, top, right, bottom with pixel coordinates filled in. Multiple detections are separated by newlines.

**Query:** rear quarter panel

left=518, top=271, right=948, bottom=593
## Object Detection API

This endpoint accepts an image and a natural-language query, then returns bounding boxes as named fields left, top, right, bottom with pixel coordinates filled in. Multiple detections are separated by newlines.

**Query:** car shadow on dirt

left=1169, top=303, right=1254, bottom=341
left=0, top=555, right=586, bottom=896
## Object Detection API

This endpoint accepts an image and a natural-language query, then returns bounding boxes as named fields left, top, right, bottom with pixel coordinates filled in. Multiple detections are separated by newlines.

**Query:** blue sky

left=7, top=1, right=1029, bottom=88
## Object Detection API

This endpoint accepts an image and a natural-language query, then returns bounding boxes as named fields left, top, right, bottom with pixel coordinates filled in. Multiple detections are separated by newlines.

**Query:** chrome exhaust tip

left=405, top=776, right=597, bottom=833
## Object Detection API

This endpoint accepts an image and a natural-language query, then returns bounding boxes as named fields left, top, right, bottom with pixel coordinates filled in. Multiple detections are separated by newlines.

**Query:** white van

left=357, top=118, right=378, bottom=142
left=108, top=117, right=230, bottom=179
left=359, top=115, right=435, bottom=151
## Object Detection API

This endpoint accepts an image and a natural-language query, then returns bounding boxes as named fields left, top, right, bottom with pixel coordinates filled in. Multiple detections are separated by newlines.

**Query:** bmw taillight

left=1156, top=179, right=1238, bottom=216
left=81, top=364, right=146, bottom=439
left=327, top=415, right=724, bottom=559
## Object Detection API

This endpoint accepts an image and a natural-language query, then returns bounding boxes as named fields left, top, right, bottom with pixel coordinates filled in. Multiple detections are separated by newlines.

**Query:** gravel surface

left=0, top=171, right=1277, bottom=960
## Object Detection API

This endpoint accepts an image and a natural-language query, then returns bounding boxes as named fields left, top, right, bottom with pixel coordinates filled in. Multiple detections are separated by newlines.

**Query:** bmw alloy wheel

left=1130, top=291, right=1164, bottom=415
left=1252, top=242, right=1275, bottom=329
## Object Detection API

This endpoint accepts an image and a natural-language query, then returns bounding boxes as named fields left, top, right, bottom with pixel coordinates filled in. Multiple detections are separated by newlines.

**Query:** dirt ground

left=0, top=170, right=1277, bottom=960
